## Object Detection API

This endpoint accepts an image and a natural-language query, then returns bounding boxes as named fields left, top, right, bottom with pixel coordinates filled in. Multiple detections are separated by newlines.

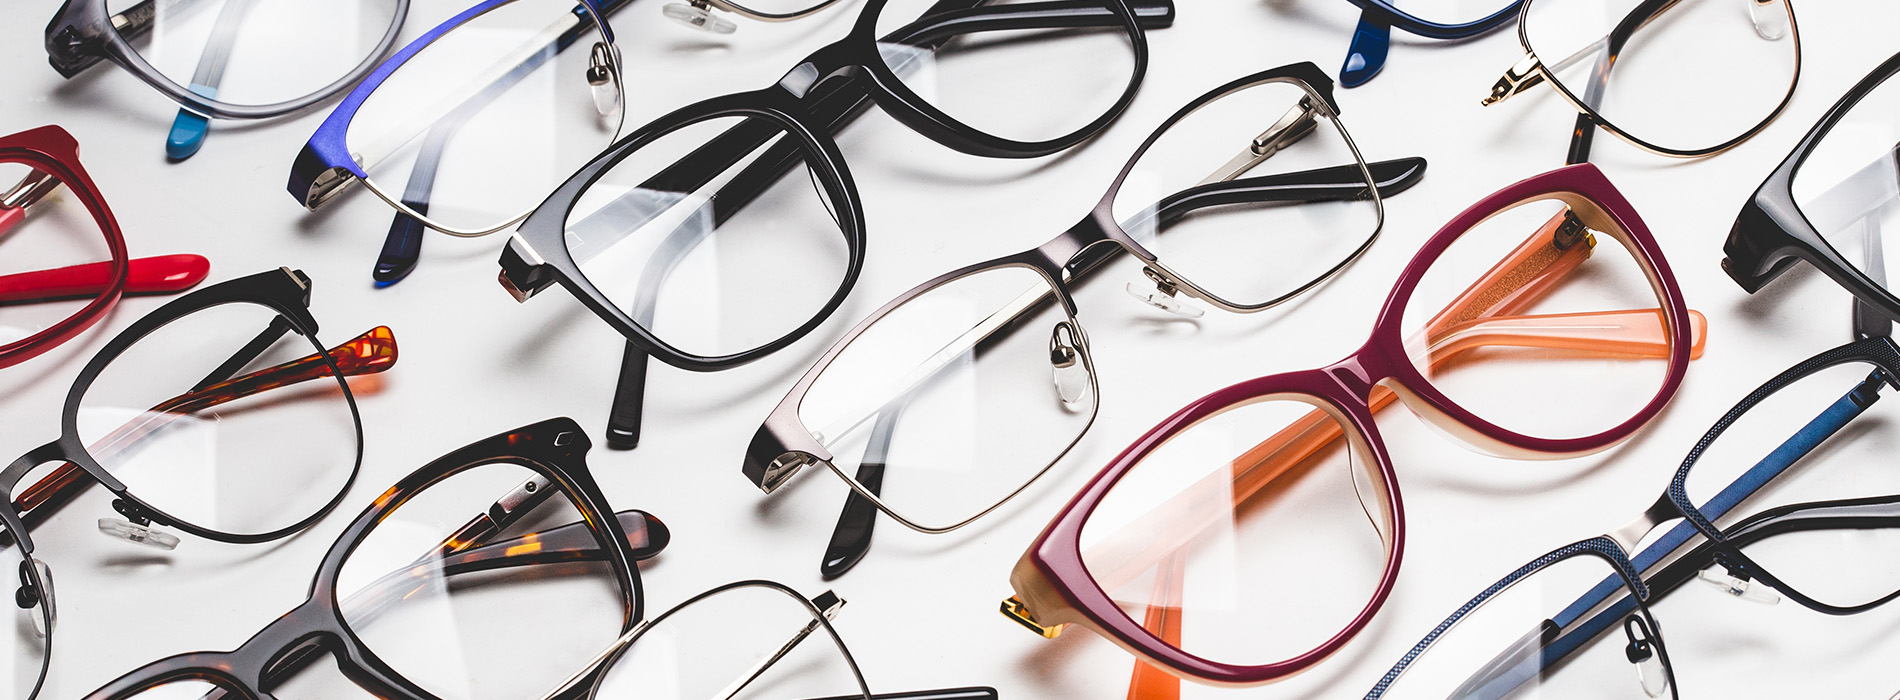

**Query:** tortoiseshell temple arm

left=13, top=326, right=399, bottom=526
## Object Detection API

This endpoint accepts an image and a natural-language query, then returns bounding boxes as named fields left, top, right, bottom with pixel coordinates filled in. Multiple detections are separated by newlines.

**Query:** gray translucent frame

left=741, top=62, right=1428, bottom=578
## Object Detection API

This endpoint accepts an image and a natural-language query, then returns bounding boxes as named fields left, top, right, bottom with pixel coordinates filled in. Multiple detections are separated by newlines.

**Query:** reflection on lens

left=123, top=679, right=238, bottom=700
left=569, top=115, right=850, bottom=359
left=872, top=0, right=1138, bottom=143
left=0, top=162, right=108, bottom=350
left=1684, top=359, right=1900, bottom=608
left=1376, top=552, right=1672, bottom=699
left=594, top=584, right=868, bottom=700
left=105, top=0, right=401, bottom=108
left=1111, top=79, right=1379, bottom=309
left=1792, top=70, right=1900, bottom=292
left=349, top=0, right=622, bottom=233
left=1078, top=396, right=1391, bottom=666
left=798, top=266, right=1095, bottom=529
left=76, top=302, right=360, bottom=537
left=338, top=463, right=628, bottom=700
left=1399, top=196, right=1677, bottom=442
left=1522, top=0, right=1796, bottom=153
left=0, top=528, right=47, bottom=700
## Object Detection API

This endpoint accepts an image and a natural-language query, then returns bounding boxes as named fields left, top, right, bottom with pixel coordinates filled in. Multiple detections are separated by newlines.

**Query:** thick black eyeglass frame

left=0, top=267, right=368, bottom=700
left=80, top=418, right=655, bottom=700
left=1722, top=49, right=1900, bottom=309
left=499, top=0, right=1174, bottom=450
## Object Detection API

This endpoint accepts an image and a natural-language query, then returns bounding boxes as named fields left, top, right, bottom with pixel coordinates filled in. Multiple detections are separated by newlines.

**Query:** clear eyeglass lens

left=594, top=584, right=868, bottom=700
left=0, top=529, right=48, bottom=700
left=1684, top=359, right=1900, bottom=608
left=0, top=161, right=109, bottom=351
left=720, top=0, right=836, bottom=16
left=123, top=679, right=241, bottom=700
left=337, top=463, right=630, bottom=700
left=104, top=0, right=402, bottom=108
left=1399, top=196, right=1678, bottom=442
left=568, top=115, right=850, bottom=359
left=75, top=301, right=360, bottom=537
left=1385, top=0, right=1508, bottom=25
left=1793, top=69, right=1900, bottom=297
left=872, top=0, right=1139, bottom=143
left=796, top=266, right=1095, bottom=529
left=1111, top=79, right=1380, bottom=309
left=1378, top=554, right=1673, bottom=700
left=348, top=0, right=623, bottom=234
left=1522, top=0, right=1797, bottom=153
left=1078, top=396, right=1392, bottom=666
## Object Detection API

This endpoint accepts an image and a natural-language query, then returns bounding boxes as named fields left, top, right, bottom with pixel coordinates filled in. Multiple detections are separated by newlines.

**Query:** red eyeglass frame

left=0, top=125, right=208, bottom=370
left=1005, top=163, right=1700, bottom=686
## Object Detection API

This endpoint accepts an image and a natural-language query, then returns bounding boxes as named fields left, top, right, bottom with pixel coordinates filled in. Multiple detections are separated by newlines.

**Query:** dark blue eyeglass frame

left=1334, top=0, right=1518, bottom=87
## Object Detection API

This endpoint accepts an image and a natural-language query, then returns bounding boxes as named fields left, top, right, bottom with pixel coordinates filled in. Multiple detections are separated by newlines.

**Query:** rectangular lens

left=1792, top=69, right=1900, bottom=298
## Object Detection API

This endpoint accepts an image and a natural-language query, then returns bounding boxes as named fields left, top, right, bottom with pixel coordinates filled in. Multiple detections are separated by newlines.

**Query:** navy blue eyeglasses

left=1334, top=0, right=1518, bottom=87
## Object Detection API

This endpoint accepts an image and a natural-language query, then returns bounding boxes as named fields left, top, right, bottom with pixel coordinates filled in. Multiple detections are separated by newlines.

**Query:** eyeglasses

left=1365, top=331, right=1900, bottom=699
left=0, top=266, right=395, bottom=700
left=1725, top=49, right=1900, bottom=323
left=0, top=125, right=209, bottom=369
left=289, top=0, right=634, bottom=285
left=739, top=62, right=1423, bottom=579
left=1332, top=0, right=1520, bottom=87
left=44, top=0, right=410, bottom=160
left=1482, top=0, right=1800, bottom=161
left=80, top=417, right=662, bottom=700
left=1001, top=163, right=1705, bottom=686
left=496, top=0, right=1173, bottom=449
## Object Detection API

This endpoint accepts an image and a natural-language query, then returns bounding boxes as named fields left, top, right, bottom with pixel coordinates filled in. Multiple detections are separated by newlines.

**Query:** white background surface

left=6, top=1, right=1900, bottom=698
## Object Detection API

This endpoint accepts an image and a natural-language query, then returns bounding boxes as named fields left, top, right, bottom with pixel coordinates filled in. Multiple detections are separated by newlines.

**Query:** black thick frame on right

left=499, top=0, right=1174, bottom=450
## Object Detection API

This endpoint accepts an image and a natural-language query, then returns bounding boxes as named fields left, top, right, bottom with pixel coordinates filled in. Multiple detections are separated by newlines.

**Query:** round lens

left=0, top=162, right=113, bottom=356
left=1522, top=0, right=1797, bottom=153
left=1077, top=396, right=1392, bottom=666
left=338, top=463, right=630, bottom=700
left=872, top=0, right=1140, bottom=143
left=1111, top=78, right=1380, bottom=309
left=797, top=266, right=1095, bottom=530
left=1376, top=553, right=1674, bottom=699
left=594, top=584, right=868, bottom=700
left=1398, top=196, right=1681, bottom=442
left=105, top=0, right=402, bottom=108
left=75, top=302, right=361, bottom=537
left=1791, top=70, right=1900, bottom=290
left=348, top=0, right=624, bottom=234
left=568, top=115, right=850, bottom=359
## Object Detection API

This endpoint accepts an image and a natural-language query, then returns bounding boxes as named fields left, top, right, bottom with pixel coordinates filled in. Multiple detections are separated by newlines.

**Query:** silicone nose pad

left=97, top=517, right=181, bottom=550
left=1049, top=322, right=1090, bottom=408
left=1126, top=280, right=1204, bottom=318
left=663, top=2, right=737, bottom=33
left=586, top=42, right=622, bottom=118
left=1748, top=0, right=1789, bottom=40
left=1696, top=565, right=1782, bottom=604
left=16, top=559, right=52, bottom=639
left=1622, top=616, right=1669, bottom=698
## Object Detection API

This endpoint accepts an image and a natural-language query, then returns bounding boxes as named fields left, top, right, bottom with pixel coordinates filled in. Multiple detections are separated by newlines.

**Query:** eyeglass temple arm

left=0, top=172, right=210, bottom=302
left=161, top=0, right=255, bottom=160
left=1438, top=374, right=1882, bottom=700
left=813, top=159, right=1428, bottom=578
left=11, top=326, right=398, bottom=529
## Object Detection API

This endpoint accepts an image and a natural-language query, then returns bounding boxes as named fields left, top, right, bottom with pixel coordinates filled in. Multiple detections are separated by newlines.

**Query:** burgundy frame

left=1007, top=162, right=1694, bottom=684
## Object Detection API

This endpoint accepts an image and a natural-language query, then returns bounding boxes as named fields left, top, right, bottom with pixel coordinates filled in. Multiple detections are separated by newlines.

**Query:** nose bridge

left=776, top=42, right=860, bottom=99
left=1321, top=343, right=1395, bottom=405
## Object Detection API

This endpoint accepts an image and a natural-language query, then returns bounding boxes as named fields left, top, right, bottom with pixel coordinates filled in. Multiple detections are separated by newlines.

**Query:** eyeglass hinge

left=1482, top=54, right=1545, bottom=107
left=1552, top=211, right=1594, bottom=250
left=759, top=452, right=814, bottom=493
left=1000, top=596, right=1063, bottom=638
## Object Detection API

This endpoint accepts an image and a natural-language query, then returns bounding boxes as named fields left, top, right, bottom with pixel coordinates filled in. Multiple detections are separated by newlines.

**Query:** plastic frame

left=1722, top=49, right=1900, bottom=309
left=1004, top=163, right=1697, bottom=686
left=487, top=0, right=1173, bottom=450
left=80, top=417, right=663, bottom=700
left=1334, top=0, right=1519, bottom=88
left=42, top=0, right=409, bottom=120
left=0, top=125, right=209, bottom=370
left=741, top=62, right=1426, bottom=579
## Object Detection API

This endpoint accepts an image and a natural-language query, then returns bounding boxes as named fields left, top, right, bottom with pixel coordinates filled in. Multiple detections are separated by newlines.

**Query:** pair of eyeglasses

left=1482, top=0, right=1800, bottom=163
left=0, top=125, right=209, bottom=370
left=739, top=62, right=1424, bottom=579
left=0, top=266, right=395, bottom=700
left=494, top=0, right=1173, bottom=449
left=44, top=0, right=411, bottom=160
left=1001, top=163, right=1706, bottom=687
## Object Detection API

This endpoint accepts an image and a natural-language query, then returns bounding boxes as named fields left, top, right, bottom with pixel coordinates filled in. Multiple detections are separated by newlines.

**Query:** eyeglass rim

left=1345, top=0, right=1521, bottom=37
left=0, top=125, right=131, bottom=371
left=1511, top=0, right=1802, bottom=159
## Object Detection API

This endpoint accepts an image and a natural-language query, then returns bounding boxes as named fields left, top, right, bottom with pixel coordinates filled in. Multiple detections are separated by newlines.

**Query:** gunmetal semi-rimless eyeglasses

left=496, top=0, right=1173, bottom=450
left=45, top=0, right=413, bottom=160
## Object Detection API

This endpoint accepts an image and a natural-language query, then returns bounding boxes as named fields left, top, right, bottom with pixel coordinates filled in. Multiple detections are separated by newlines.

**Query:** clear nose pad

left=1621, top=615, right=1669, bottom=698
left=15, top=559, right=52, bottom=639
left=98, top=501, right=182, bottom=551
left=1049, top=321, right=1091, bottom=409
left=1747, top=0, right=1789, bottom=40
left=585, top=42, right=623, bottom=119
left=663, top=2, right=738, bottom=33
left=1695, top=564, right=1782, bottom=604
left=1125, top=268, right=1205, bottom=319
